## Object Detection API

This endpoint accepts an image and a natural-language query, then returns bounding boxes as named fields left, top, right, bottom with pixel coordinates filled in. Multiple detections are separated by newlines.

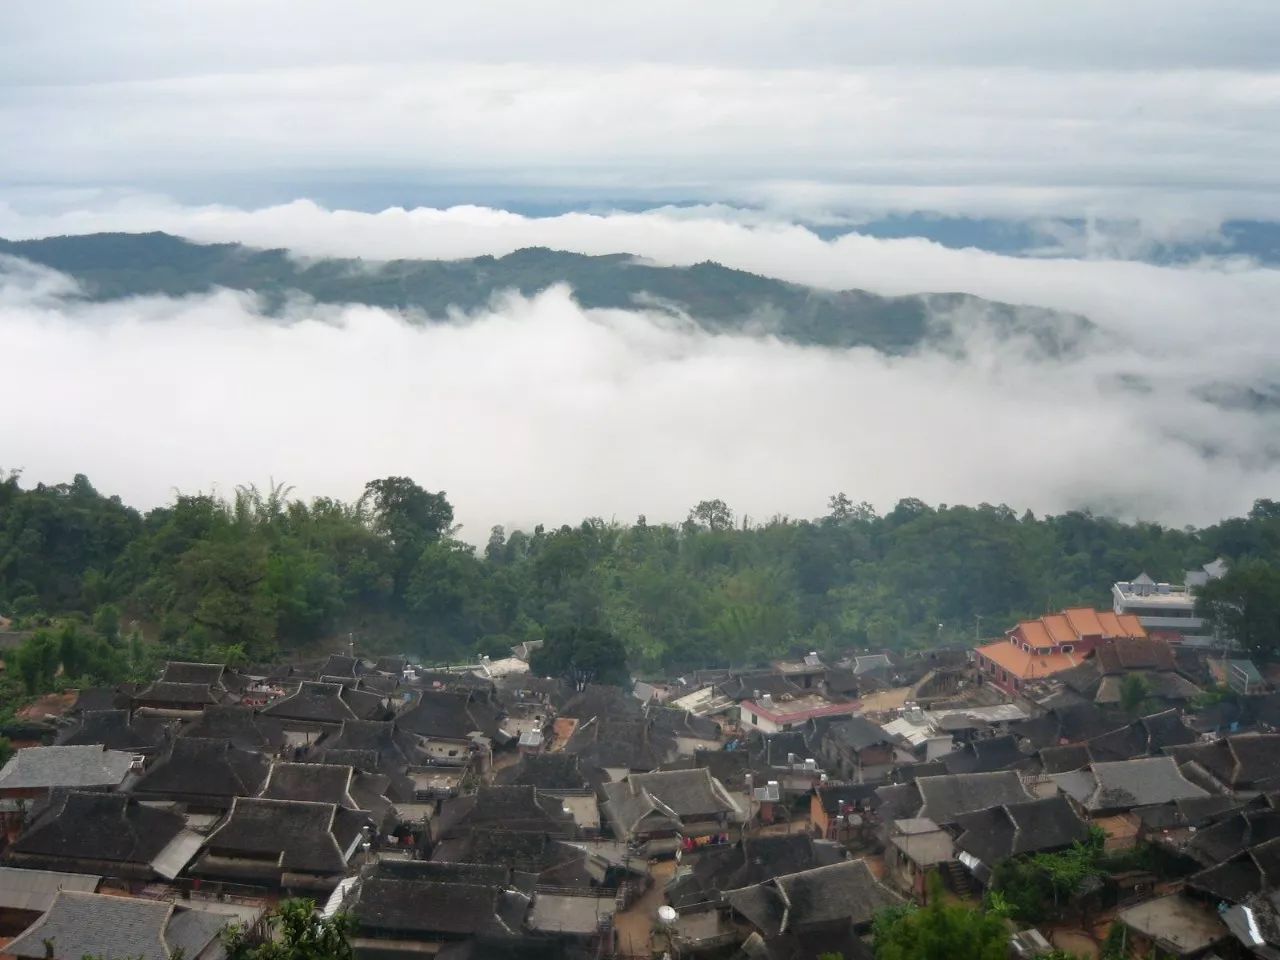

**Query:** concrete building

left=1112, top=561, right=1227, bottom=646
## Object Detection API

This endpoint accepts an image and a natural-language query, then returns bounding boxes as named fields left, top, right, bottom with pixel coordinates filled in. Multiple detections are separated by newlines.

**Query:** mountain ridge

left=0, top=231, right=1092, bottom=356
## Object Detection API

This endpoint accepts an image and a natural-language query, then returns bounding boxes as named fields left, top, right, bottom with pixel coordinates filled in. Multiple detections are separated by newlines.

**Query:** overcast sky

left=2, top=2, right=1279, bottom=220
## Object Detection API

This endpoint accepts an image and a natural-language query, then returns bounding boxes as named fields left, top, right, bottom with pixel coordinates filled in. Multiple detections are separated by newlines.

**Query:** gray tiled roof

left=0, top=867, right=100, bottom=913
left=725, top=859, right=903, bottom=935
left=1054, top=756, right=1210, bottom=812
left=5, top=891, right=227, bottom=960
left=914, top=771, right=1034, bottom=825
left=0, top=744, right=135, bottom=790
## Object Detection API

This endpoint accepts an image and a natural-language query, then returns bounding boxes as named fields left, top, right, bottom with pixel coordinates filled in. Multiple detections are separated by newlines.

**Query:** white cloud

left=2, top=238, right=1279, bottom=538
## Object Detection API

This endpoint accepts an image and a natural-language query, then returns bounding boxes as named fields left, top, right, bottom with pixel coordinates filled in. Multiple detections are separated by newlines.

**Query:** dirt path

left=613, top=859, right=676, bottom=958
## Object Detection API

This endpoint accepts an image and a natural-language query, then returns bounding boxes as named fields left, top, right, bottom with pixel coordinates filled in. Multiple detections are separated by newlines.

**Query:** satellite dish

left=657, top=906, right=678, bottom=925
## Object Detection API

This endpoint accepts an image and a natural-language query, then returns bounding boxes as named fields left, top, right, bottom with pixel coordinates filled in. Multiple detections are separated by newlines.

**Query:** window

left=751, top=713, right=758, bottom=725
left=1022, top=643, right=1030, bottom=652
left=448, top=749, right=458, bottom=757
left=1061, top=644, right=1073, bottom=653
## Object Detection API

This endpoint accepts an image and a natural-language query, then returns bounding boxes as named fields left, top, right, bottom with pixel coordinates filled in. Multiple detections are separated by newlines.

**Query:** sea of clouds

left=2, top=198, right=1279, bottom=539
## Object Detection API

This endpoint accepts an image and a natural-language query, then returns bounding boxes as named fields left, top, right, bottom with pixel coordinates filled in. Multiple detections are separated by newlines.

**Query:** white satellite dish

left=657, top=905, right=678, bottom=926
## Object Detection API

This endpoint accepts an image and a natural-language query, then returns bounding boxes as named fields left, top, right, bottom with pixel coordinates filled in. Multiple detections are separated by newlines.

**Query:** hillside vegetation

left=4, top=471, right=1279, bottom=674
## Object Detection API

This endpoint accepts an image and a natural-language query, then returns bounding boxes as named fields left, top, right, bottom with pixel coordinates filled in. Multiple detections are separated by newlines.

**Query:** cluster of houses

left=0, top=566, right=1277, bottom=959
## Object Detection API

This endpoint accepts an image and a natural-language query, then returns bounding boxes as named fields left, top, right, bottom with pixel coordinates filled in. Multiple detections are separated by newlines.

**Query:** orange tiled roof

left=1116, top=613, right=1147, bottom=638
left=976, top=640, right=1078, bottom=680
left=1064, top=607, right=1105, bottom=637
left=1015, top=620, right=1054, bottom=648
left=1042, top=613, right=1076, bottom=646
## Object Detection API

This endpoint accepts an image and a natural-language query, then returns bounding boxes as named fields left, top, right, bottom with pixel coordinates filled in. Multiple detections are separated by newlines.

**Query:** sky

left=2, top=2, right=1279, bottom=535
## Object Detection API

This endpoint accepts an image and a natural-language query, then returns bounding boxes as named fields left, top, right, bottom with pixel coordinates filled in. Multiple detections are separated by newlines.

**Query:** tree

left=1118, top=673, right=1149, bottom=714
left=223, top=899, right=353, bottom=960
left=687, top=498, right=734, bottom=532
left=1196, top=559, right=1280, bottom=661
left=11, top=630, right=61, bottom=695
left=92, top=603, right=121, bottom=643
left=873, top=878, right=1009, bottom=960
left=531, top=625, right=630, bottom=688
left=361, top=477, right=454, bottom=597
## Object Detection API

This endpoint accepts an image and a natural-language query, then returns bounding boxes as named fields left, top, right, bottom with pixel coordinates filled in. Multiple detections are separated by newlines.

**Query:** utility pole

left=974, top=614, right=983, bottom=643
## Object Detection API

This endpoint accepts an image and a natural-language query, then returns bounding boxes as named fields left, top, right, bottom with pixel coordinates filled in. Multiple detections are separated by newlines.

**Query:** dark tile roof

left=433, top=830, right=585, bottom=880
left=319, top=654, right=360, bottom=679
left=353, top=859, right=528, bottom=938
left=1190, top=836, right=1280, bottom=903
left=1039, top=744, right=1092, bottom=774
left=200, top=797, right=363, bottom=876
left=9, top=792, right=184, bottom=869
left=1167, top=734, right=1280, bottom=789
left=1085, top=723, right=1150, bottom=764
left=259, top=762, right=356, bottom=806
left=955, top=796, right=1089, bottom=866
left=397, top=690, right=503, bottom=741
left=1093, top=636, right=1178, bottom=673
left=647, top=704, right=721, bottom=742
left=941, top=735, right=1027, bottom=775
left=717, top=673, right=806, bottom=703
left=372, top=656, right=408, bottom=675
left=260, top=681, right=387, bottom=724
left=161, top=661, right=229, bottom=687
left=659, top=749, right=766, bottom=792
left=892, top=760, right=948, bottom=782
left=132, top=681, right=220, bottom=706
left=436, top=786, right=577, bottom=840
left=556, top=683, right=642, bottom=720
left=496, top=752, right=588, bottom=790
left=725, top=859, right=903, bottom=935
left=4, top=891, right=228, bottom=960
left=70, top=686, right=131, bottom=715
left=669, top=835, right=847, bottom=908
left=1142, top=709, right=1197, bottom=750
left=1185, top=809, right=1280, bottom=866
left=563, top=716, right=676, bottom=771
left=132, top=737, right=270, bottom=805
left=179, top=705, right=286, bottom=751
left=825, top=716, right=891, bottom=753
left=1053, top=702, right=1129, bottom=742
left=56, top=709, right=169, bottom=752
left=355, top=876, right=519, bottom=937
left=913, top=771, right=1034, bottom=825
left=603, top=768, right=742, bottom=837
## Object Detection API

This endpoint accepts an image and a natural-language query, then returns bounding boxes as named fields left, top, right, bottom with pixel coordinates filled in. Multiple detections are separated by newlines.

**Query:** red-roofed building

left=975, top=608, right=1148, bottom=695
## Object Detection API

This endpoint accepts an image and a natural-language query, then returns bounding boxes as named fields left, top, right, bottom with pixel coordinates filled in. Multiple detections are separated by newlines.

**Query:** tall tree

left=1196, top=559, right=1280, bottom=661
left=531, top=625, right=630, bottom=688
left=361, top=477, right=454, bottom=597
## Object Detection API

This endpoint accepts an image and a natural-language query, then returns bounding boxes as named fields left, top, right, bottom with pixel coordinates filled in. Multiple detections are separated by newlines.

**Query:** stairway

left=942, top=860, right=974, bottom=898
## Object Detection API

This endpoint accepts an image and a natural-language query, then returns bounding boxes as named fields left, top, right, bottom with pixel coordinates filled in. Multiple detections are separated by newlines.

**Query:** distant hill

left=0, top=231, right=1092, bottom=355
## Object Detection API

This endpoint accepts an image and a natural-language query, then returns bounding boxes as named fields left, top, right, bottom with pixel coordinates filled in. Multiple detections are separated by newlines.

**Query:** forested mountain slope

left=0, top=232, right=1091, bottom=355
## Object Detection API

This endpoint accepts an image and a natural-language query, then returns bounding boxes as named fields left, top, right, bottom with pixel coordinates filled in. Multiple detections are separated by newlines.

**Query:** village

left=0, top=560, right=1277, bottom=960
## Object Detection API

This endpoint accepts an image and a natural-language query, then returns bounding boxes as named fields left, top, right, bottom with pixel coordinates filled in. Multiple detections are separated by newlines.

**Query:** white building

left=1112, top=560, right=1227, bottom=647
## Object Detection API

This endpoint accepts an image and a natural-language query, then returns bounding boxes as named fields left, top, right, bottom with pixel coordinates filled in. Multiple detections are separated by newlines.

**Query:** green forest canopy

left=3, top=469, right=1280, bottom=671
